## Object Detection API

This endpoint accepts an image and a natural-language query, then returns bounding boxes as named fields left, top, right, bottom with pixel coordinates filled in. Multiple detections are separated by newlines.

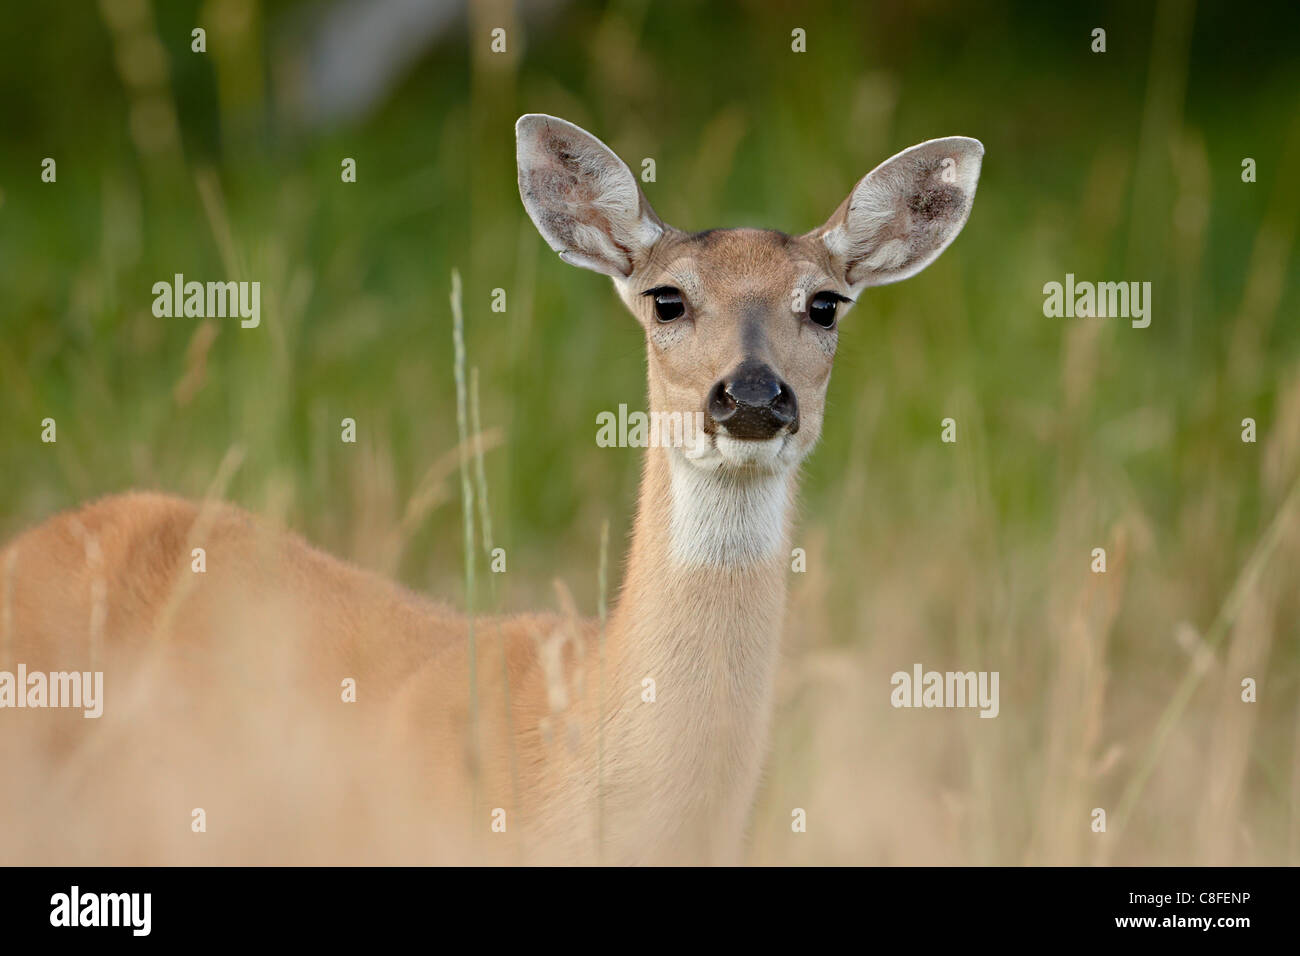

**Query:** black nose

left=706, top=361, right=799, bottom=440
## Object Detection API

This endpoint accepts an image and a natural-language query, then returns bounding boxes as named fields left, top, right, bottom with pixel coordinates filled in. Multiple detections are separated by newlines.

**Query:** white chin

left=683, top=432, right=792, bottom=473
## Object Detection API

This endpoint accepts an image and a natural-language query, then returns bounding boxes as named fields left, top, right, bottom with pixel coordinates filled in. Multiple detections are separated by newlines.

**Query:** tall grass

left=450, top=268, right=480, bottom=830
left=471, top=364, right=521, bottom=835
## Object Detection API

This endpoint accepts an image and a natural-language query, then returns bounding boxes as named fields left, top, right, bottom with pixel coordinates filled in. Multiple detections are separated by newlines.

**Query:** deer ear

left=810, top=137, right=983, bottom=289
left=516, top=114, right=665, bottom=278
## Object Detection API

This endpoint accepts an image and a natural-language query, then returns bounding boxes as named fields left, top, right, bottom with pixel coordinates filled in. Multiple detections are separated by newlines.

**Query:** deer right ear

left=810, top=136, right=984, bottom=289
left=516, top=114, right=665, bottom=278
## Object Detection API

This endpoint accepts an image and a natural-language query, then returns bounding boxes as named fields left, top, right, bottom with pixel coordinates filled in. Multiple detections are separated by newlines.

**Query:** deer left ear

left=810, top=137, right=983, bottom=289
left=516, top=114, right=666, bottom=278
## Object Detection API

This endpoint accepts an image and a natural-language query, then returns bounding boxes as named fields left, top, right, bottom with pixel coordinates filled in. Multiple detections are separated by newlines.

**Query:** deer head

left=516, top=113, right=982, bottom=480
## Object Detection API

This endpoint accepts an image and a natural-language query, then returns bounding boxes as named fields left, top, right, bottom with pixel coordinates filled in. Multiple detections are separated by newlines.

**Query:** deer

left=0, top=114, right=981, bottom=866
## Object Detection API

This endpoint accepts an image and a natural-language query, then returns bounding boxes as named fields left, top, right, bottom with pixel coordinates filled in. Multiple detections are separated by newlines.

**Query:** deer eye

left=643, top=287, right=686, bottom=322
left=809, top=291, right=848, bottom=329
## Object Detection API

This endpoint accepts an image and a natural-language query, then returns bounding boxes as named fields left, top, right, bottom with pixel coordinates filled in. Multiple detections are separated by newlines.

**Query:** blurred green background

left=2, top=0, right=1298, bottom=863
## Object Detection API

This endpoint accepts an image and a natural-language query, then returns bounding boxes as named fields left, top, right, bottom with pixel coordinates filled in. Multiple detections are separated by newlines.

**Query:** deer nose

left=706, top=361, right=799, bottom=440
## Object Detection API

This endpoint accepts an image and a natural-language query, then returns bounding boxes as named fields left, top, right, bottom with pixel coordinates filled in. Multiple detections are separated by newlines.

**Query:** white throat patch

left=666, top=453, right=790, bottom=568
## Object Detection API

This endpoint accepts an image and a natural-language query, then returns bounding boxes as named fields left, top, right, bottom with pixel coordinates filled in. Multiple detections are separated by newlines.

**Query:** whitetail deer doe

left=0, top=115, right=981, bottom=865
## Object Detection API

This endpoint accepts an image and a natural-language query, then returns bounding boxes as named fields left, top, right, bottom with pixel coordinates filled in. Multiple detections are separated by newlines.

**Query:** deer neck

left=598, top=439, right=794, bottom=860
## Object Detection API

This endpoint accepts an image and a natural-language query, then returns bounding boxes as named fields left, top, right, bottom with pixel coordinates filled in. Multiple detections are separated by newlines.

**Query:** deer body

left=0, top=115, right=981, bottom=865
